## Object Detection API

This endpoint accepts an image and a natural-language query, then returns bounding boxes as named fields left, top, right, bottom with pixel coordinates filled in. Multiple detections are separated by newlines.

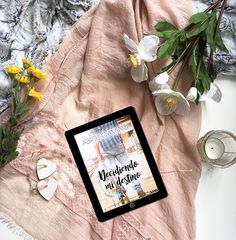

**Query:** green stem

left=11, top=87, right=15, bottom=117
left=167, top=42, right=191, bottom=74
left=206, top=0, right=223, bottom=11
left=172, top=55, right=189, bottom=91
left=194, top=56, right=203, bottom=87
left=164, top=0, right=223, bottom=76
left=184, top=0, right=223, bottom=32
left=168, top=36, right=199, bottom=75
left=172, top=36, right=200, bottom=91
left=207, top=0, right=227, bottom=73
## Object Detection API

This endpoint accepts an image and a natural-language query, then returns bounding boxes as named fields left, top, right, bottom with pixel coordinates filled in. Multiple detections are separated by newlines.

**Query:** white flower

left=186, top=87, right=198, bottom=102
left=199, top=83, right=222, bottom=102
left=124, top=33, right=159, bottom=82
left=149, top=71, right=170, bottom=92
left=153, top=89, right=190, bottom=116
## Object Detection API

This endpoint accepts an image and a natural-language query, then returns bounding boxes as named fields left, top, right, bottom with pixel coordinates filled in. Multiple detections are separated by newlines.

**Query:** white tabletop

left=196, top=75, right=236, bottom=240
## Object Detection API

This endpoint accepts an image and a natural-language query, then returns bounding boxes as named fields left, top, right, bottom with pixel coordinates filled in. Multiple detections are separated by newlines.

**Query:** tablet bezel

left=65, top=106, right=168, bottom=222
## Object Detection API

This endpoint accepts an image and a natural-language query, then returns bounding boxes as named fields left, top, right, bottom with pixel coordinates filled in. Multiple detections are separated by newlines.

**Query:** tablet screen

left=74, top=114, right=158, bottom=213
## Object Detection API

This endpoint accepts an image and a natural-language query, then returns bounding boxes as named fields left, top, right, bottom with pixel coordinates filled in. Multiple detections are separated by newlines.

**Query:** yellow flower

left=4, top=66, right=22, bottom=74
left=28, top=67, right=46, bottom=81
left=15, top=74, right=30, bottom=84
left=22, top=58, right=33, bottom=68
left=28, top=87, right=43, bottom=101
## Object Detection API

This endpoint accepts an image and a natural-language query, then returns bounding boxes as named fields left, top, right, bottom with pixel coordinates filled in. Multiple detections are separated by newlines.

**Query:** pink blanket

left=0, top=0, right=201, bottom=239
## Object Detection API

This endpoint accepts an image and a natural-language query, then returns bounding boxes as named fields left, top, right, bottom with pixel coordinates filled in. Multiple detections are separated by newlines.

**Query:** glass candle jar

left=197, top=130, right=236, bottom=168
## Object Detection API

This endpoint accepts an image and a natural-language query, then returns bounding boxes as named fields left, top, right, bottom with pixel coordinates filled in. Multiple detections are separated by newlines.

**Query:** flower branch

left=123, top=0, right=228, bottom=116
left=0, top=59, right=46, bottom=167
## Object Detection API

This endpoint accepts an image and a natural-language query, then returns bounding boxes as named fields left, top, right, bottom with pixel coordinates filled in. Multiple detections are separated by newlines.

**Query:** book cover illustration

left=75, top=115, right=158, bottom=212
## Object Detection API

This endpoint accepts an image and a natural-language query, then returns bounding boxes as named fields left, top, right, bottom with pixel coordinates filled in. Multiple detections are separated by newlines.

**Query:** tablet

left=65, top=106, right=167, bottom=222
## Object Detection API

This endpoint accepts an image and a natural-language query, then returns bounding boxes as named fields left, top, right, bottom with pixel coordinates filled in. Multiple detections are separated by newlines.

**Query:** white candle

left=204, top=138, right=225, bottom=160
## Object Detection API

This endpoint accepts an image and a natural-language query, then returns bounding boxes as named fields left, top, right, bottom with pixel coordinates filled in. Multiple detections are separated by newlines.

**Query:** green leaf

left=186, top=21, right=209, bottom=38
left=1, top=125, right=7, bottom=136
left=0, top=126, right=23, bottom=168
left=12, top=88, right=21, bottom=105
left=216, top=31, right=228, bottom=53
left=179, top=31, right=187, bottom=42
left=155, top=21, right=177, bottom=32
left=196, top=81, right=205, bottom=95
left=3, top=151, right=19, bottom=163
left=174, top=41, right=187, bottom=59
left=189, top=12, right=209, bottom=24
left=158, top=37, right=178, bottom=59
left=189, top=43, right=200, bottom=66
left=198, top=64, right=212, bottom=91
left=157, top=31, right=186, bottom=59
left=205, top=11, right=217, bottom=51
left=191, top=63, right=197, bottom=81
left=9, top=116, right=17, bottom=126
left=0, top=126, right=2, bottom=141
left=186, top=12, right=214, bottom=39
left=15, top=105, right=28, bottom=119
left=157, top=30, right=178, bottom=39
left=189, top=43, right=200, bottom=80
left=209, top=65, right=217, bottom=81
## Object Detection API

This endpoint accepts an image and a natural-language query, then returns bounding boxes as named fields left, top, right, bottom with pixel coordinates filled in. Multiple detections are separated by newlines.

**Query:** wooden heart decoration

left=37, top=158, right=56, bottom=180
left=37, top=179, right=57, bottom=201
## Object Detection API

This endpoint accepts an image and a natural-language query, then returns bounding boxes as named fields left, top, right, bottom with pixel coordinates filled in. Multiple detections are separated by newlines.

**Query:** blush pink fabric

left=0, top=0, right=202, bottom=239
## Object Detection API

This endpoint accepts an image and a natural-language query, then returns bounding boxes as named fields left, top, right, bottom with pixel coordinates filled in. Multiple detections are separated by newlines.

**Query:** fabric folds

left=0, top=1, right=201, bottom=239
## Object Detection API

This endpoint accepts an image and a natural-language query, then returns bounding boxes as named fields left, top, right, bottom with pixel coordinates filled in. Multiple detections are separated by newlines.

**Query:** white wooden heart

left=37, top=158, right=56, bottom=180
left=37, top=179, right=57, bottom=201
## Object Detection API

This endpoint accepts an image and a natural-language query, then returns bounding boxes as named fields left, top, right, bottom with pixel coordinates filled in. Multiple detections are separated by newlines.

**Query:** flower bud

left=186, top=87, right=197, bottom=102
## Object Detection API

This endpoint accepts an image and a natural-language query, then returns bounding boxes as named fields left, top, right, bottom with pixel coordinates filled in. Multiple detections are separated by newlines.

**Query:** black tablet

left=65, top=106, right=167, bottom=222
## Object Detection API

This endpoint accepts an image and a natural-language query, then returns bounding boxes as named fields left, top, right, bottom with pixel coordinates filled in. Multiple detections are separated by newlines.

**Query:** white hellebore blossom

left=149, top=71, right=170, bottom=92
left=186, top=87, right=198, bottom=102
left=123, top=33, right=159, bottom=82
left=199, top=83, right=222, bottom=102
left=153, top=89, right=190, bottom=116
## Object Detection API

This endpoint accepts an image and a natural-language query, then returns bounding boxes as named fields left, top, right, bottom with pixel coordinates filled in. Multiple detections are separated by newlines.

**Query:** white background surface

left=196, top=75, right=236, bottom=240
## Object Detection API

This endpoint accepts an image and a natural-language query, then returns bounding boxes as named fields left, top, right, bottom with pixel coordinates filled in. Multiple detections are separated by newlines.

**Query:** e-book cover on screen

left=74, top=115, right=158, bottom=213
